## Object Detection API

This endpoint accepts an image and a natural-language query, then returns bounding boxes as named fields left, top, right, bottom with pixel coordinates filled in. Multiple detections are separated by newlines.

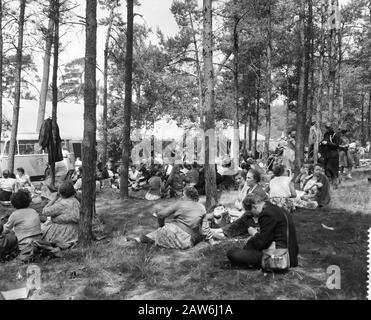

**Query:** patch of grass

left=331, top=171, right=371, bottom=213
left=82, top=280, right=107, bottom=300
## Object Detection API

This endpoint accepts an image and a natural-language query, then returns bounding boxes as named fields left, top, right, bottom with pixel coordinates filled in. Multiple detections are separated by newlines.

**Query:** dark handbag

left=261, top=211, right=290, bottom=271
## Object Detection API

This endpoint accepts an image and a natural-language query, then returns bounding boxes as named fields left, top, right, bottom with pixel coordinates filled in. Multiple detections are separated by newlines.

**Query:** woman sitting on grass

left=15, top=167, right=34, bottom=194
left=211, top=169, right=268, bottom=239
left=227, top=193, right=299, bottom=269
left=1, top=190, right=42, bottom=261
left=0, top=170, right=17, bottom=201
left=267, top=164, right=297, bottom=213
left=41, top=181, right=80, bottom=246
left=234, top=170, right=249, bottom=210
left=136, top=186, right=213, bottom=249
left=145, top=170, right=164, bottom=201
left=300, top=163, right=331, bottom=208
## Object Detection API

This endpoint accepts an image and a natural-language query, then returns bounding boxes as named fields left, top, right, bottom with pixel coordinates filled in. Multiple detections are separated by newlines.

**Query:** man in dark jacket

left=319, top=122, right=340, bottom=188
left=227, top=194, right=299, bottom=269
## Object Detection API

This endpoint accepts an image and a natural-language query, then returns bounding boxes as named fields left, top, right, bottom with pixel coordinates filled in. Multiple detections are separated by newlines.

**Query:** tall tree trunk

left=189, top=10, right=204, bottom=129
left=203, top=0, right=217, bottom=210
left=295, top=0, right=307, bottom=174
left=285, top=97, right=289, bottom=136
left=254, top=57, right=261, bottom=157
left=317, top=0, right=326, bottom=129
left=327, top=2, right=337, bottom=122
left=120, top=0, right=134, bottom=200
left=285, top=69, right=291, bottom=136
left=361, top=92, right=365, bottom=144
left=36, top=1, right=54, bottom=133
left=7, top=0, right=26, bottom=173
left=336, top=22, right=344, bottom=127
left=79, top=0, right=97, bottom=246
left=0, top=0, right=3, bottom=139
left=248, top=110, right=253, bottom=151
left=50, top=0, right=60, bottom=187
left=368, top=89, right=371, bottom=142
left=232, top=12, right=239, bottom=170
left=304, top=0, right=313, bottom=145
left=314, top=0, right=326, bottom=163
left=368, top=7, right=371, bottom=142
left=264, top=1, right=272, bottom=159
left=102, top=4, right=116, bottom=168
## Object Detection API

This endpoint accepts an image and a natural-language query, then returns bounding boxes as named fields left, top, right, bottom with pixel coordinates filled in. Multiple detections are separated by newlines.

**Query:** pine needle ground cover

left=0, top=170, right=370, bottom=300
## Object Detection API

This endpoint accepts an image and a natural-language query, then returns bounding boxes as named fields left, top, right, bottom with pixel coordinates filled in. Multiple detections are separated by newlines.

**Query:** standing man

left=319, top=122, right=340, bottom=189
left=338, top=128, right=352, bottom=179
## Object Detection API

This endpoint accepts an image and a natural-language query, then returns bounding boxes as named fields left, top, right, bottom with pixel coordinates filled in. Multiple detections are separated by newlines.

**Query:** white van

left=0, top=133, right=78, bottom=179
left=0, top=133, right=48, bottom=178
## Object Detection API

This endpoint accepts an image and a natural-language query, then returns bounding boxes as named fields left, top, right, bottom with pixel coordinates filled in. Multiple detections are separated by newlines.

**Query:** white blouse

left=269, top=176, right=292, bottom=198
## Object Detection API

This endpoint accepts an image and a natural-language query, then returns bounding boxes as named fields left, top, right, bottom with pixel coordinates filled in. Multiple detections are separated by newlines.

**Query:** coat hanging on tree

left=38, top=118, right=63, bottom=164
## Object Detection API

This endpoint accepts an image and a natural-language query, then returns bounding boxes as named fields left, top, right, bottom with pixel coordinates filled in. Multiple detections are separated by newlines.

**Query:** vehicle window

left=18, top=140, right=43, bottom=155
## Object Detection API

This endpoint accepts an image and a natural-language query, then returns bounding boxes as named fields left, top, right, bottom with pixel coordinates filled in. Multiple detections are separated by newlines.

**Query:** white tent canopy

left=218, top=125, right=265, bottom=141
left=1, top=99, right=103, bottom=140
left=1, top=99, right=267, bottom=144
left=134, top=118, right=266, bottom=142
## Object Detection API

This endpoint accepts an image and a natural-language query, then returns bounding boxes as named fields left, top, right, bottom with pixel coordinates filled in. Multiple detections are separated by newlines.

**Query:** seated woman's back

left=42, top=196, right=80, bottom=224
left=160, top=200, right=206, bottom=233
left=148, top=175, right=162, bottom=194
left=269, top=176, right=292, bottom=198
left=4, top=208, right=41, bottom=242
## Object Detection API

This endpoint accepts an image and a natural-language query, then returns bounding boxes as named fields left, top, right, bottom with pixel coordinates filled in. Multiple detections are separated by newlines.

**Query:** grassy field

left=0, top=170, right=370, bottom=300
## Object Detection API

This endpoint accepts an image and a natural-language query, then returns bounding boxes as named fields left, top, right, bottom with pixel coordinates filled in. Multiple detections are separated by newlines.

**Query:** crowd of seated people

left=0, top=144, right=337, bottom=275
left=0, top=181, right=81, bottom=262
left=93, top=157, right=245, bottom=200
left=208, top=161, right=331, bottom=241
left=0, top=167, right=37, bottom=203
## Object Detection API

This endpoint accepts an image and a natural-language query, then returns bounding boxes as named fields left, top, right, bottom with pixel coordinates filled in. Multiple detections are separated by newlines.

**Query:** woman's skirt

left=145, top=192, right=161, bottom=201
left=270, top=197, right=296, bottom=213
left=146, top=223, right=193, bottom=249
left=42, top=223, right=79, bottom=245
